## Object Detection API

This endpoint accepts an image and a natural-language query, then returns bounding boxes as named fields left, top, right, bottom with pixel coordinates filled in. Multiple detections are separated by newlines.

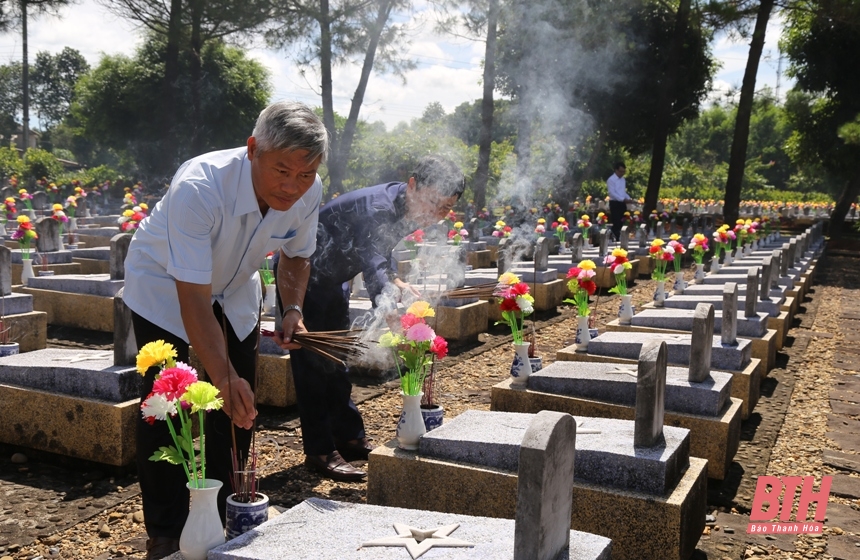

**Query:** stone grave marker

left=788, top=240, right=797, bottom=268
left=0, top=246, right=10, bottom=296
left=32, top=191, right=47, bottom=211
left=638, top=224, right=647, bottom=248
left=598, top=230, right=608, bottom=257
left=35, top=217, right=60, bottom=252
left=514, top=410, right=577, bottom=560
left=780, top=244, right=789, bottom=276
left=619, top=226, right=628, bottom=250
left=770, top=250, right=781, bottom=290
left=634, top=340, right=667, bottom=448
left=114, top=287, right=136, bottom=366
left=77, top=196, right=88, bottom=218
left=571, top=232, right=583, bottom=262
left=689, top=303, right=714, bottom=383
left=469, top=217, right=481, bottom=241
left=722, top=283, right=738, bottom=346
left=534, top=237, right=549, bottom=272
left=760, top=257, right=772, bottom=301
left=498, top=237, right=511, bottom=275
left=745, top=268, right=760, bottom=319
left=110, top=233, right=133, bottom=281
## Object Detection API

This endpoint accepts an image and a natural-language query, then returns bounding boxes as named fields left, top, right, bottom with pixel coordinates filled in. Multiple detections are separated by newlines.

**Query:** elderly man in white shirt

left=123, top=101, right=328, bottom=560
left=607, top=161, right=633, bottom=241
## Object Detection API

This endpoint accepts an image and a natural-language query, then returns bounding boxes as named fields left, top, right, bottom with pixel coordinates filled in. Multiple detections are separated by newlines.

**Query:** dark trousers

left=133, top=303, right=258, bottom=539
left=609, top=200, right=627, bottom=241
left=275, top=274, right=366, bottom=456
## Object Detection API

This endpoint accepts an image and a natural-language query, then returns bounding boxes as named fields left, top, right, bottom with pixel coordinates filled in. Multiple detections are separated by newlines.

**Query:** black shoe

left=146, top=537, right=180, bottom=560
left=336, top=437, right=376, bottom=461
left=305, top=451, right=367, bottom=482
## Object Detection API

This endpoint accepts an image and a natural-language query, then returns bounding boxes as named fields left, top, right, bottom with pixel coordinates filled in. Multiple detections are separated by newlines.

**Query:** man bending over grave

left=272, top=155, right=465, bottom=481
left=123, top=101, right=328, bottom=560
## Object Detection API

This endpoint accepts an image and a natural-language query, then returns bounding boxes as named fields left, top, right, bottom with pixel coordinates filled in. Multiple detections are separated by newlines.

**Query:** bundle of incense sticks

left=292, top=330, right=368, bottom=367
left=443, top=281, right=499, bottom=299
left=230, top=449, right=258, bottom=504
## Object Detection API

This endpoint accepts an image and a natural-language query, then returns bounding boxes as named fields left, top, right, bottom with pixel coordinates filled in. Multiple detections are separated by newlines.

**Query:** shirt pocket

left=264, top=231, right=297, bottom=254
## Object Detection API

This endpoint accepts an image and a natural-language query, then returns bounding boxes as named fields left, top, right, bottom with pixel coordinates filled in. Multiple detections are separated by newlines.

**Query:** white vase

left=695, top=263, right=705, bottom=282
left=179, top=479, right=225, bottom=560
left=20, top=258, right=34, bottom=286
left=724, top=251, right=734, bottom=266
left=509, top=341, right=532, bottom=385
left=27, top=209, right=35, bottom=220
left=264, top=284, right=277, bottom=315
left=575, top=315, right=591, bottom=351
left=711, top=259, right=721, bottom=274
left=653, top=280, right=666, bottom=307
left=618, top=294, right=634, bottom=325
left=396, top=392, right=426, bottom=450
left=69, top=217, right=77, bottom=232
left=673, top=273, right=685, bottom=294
left=226, top=492, right=269, bottom=541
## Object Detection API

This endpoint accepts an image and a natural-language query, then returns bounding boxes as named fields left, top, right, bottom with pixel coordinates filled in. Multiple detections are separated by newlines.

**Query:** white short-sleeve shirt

left=123, top=147, right=321, bottom=342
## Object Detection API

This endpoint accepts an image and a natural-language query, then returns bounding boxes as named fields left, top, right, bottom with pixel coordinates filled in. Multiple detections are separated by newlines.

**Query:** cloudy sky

left=0, top=1, right=792, bottom=130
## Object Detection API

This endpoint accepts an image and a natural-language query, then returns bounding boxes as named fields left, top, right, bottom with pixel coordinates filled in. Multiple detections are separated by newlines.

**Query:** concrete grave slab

left=0, top=292, right=33, bottom=315
left=657, top=293, right=782, bottom=317
left=25, top=273, right=124, bottom=297
left=9, top=248, right=74, bottom=265
left=629, top=308, right=769, bottom=338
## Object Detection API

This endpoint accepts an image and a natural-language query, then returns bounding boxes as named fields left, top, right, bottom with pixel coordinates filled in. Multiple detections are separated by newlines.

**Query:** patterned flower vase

left=618, top=295, right=634, bottom=325
left=695, top=263, right=705, bottom=282
left=509, top=342, right=532, bottom=385
left=179, top=479, right=225, bottom=560
left=575, top=316, right=591, bottom=352
left=529, top=356, right=543, bottom=373
left=653, top=281, right=666, bottom=307
left=226, top=493, right=269, bottom=541
left=421, top=404, right=444, bottom=432
left=396, top=392, right=426, bottom=450
left=0, top=342, right=19, bottom=357
left=673, top=274, right=685, bottom=294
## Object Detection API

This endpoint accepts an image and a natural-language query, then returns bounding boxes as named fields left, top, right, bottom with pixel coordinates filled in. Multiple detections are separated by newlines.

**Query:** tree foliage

left=30, top=47, right=90, bottom=129
left=71, top=36, right=270, bottom=178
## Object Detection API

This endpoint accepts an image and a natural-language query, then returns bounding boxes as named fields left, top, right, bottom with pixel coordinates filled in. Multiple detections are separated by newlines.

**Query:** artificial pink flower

left=152, top=366, right=198, bottom=400
left=406, top=322, right=436, bottom=342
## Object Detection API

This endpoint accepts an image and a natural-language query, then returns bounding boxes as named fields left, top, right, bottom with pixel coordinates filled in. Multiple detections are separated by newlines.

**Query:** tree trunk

left=723, top=0, right=774, bottom=226
left=515, top=94, right=531, bottom=197
left=318, top=0, right=337, bottom=197
left=327, top=0, right=395, bottom=195
left=190, top=0, right=204, bottom=156
left=21, top=0, right=28, bottom=152
left=161, top=0, right=183, bottom=174
left=472, top=0, right=499, bottom=210
left=829, top=175, right=860, bottom=239
left=644, top=0, right=692, bottom=216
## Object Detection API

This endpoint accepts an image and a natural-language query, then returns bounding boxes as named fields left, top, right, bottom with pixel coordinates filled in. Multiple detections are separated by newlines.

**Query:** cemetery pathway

left=1, top=253, right=859, bottom=560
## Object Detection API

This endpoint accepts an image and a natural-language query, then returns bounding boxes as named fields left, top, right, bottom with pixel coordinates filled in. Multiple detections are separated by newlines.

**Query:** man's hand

left=393, top=278, right=421, bottom=298
left=275, top=309, right=306, bottom=350
left=214, top=373, right=257, bottom=430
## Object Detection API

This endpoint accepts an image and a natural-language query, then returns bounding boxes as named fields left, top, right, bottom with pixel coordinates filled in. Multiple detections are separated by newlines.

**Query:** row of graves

left=0, top=201, right=823, bottom=558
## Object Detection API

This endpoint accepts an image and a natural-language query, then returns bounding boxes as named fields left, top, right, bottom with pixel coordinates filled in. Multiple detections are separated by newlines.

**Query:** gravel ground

left=1, top=254, right=859, bottom=560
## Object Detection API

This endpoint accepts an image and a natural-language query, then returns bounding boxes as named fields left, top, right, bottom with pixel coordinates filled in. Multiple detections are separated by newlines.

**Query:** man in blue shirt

left=124, top=101, right=328, bottom=560
left=274, top=155, right=464, bottom=481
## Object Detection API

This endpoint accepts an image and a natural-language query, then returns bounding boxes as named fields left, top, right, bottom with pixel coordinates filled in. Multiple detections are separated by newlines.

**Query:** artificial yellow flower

left=498, top=272, right=521, bottom=285
left=651, top=238, right=665, bottom=247
left=406, top=300, right=435, bottom=318
left=578, top=260, right=597, bottom=270
left=136, top=340, right=177, bottom=375
left=558, top=217, right=567, bottom=223
left=181, top=381, right=223, bottom=413
left=670, top=233, right=681, bottom=241
left=580, top=215, right=589, bottom=221
left=612, top=248, right=628, bottom=258
left=495, top=220, right=506, bottom=227
left=4, top=197, right=13, bottom=204
left=140, top=203, right=148, bottom=211
left=17, top=215, right=29, bottom=224
left=123, top=209, right=134, bottom=217
left=453, top=221, right=463, bottom=229
left=52, top=203, right=63, bottom=211
left=537, top=218, right=546, bottom=224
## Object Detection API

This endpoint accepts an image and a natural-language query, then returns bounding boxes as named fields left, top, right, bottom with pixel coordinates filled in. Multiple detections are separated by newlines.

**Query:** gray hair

left=252, top=101, right=329, bottom=163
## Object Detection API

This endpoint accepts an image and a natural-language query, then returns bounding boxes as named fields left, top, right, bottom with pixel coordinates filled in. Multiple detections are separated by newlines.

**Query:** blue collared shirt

left=123, top=147, right=321, bottom=341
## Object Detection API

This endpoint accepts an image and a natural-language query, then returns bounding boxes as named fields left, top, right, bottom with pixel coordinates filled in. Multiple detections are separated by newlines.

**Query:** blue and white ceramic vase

left=226, top=492, right=269, bottom=541
left=396, top=391, right=426, bottom=450
left=695, top=263, right=705, bottom=282
left=510, top=342, right=532, bottom=385
left=653, top=281, right=666, bottom=307
left=618, top=295, right=634, bottom=325
left=421, top=404, right=444, bottom=432
left=0, top=342, right=19, bottom=357
left=180, top=479, right=225, bottom=560
left=673, top=273, right=685, bottom=294
left=575, top=316, right=591, bottom=351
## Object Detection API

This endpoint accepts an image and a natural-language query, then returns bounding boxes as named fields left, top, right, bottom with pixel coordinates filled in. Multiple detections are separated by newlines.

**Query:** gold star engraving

left=53, top=352, right=114, bottom=363
left=361, top=523, right=474, bottom=559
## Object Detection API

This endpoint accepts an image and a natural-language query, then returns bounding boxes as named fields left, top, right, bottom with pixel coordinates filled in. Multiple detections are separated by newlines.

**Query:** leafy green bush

left=0, top=146, right=24, bottom=181
left=22, top=148, right=63, bottom=182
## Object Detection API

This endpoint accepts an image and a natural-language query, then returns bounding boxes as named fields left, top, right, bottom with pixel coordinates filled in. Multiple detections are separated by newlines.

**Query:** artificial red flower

left=152, top=367, right=198, bottom=401
left=581, top=280, right=597, bottom=295
left=500, top=298, right=520, bottom=312
left=566, top=267, right=582, bottom=279
left=649, top=245, right=660, bottom=254
left=510, top=282, right=530, bottom=296
left=430, top=336, right=448, bottom=359
left=400, top=313, right=424, bottom=331
left=661, top=252, right=674, bottom=261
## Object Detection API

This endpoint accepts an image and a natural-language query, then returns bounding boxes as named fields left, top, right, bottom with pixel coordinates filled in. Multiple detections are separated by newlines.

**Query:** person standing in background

left=607, top=162, right=633, bottom=241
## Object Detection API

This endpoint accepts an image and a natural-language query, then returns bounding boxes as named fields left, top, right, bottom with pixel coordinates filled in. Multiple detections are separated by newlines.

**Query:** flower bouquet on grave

left=492, top=220, right=511, bottom=239
left=553, top=217, right=570, bottom=246
left=604, top=249, right=634, bottom=324
left=403, top=229, right=424, bottom=258
left=535, top=218, right=546, bottom=235
left=733, top=219, right=748, bottom=251
left=52, top=204, right=69, bottom=244
left=668, top=234, right=686, bottom=293
left=47, top=182, right=59, bottom=203
left=576, top=214, right=591, bottom=244
left=378, top=301, right=447, bottom=447
left=137, top=340, right=226, bottom=559
left=565, top=260, right=597, bottom=350
left=493, top=273, right=535, bottom=384
left=122, top=191, right=137, bottom=212
left=447, top=221, right=468, bottom=246
left=17, top=188, right=33, bottom=218
left=2, top=197, right=15, bottom=234
left=649, top=239, right=673, bottom=305
left=595, top=212, right=608, bottom=232
left=688, top=233, right=709, bottom=281
left=648, top=211, right=659, bottom=234
left=12, top=215, right=38, bottom=262
left=118, top=207, right=146, bottom=233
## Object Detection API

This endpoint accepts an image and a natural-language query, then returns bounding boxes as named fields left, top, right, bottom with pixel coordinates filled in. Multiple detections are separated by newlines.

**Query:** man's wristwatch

left=282, top=304, right=303, bottom=321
